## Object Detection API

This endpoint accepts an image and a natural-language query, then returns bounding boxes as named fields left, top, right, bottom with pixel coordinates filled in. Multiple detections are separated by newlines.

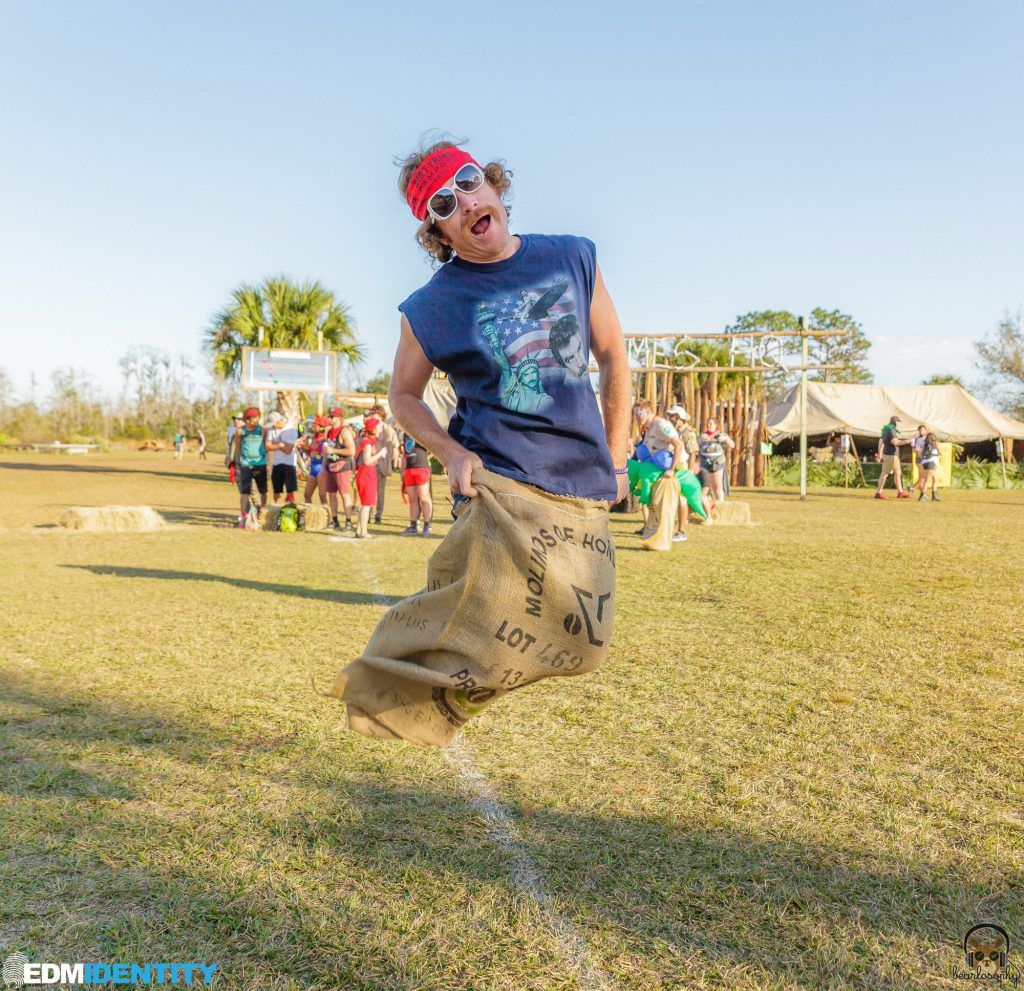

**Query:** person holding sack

left=327, top=138, right=631, bottom=747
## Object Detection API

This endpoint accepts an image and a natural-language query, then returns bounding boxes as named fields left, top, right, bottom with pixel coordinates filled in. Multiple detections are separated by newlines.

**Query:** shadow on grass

left=0, top=460, right=227, bottom=484
left=157, top=507, right=237, bottom=528
left=0, top=671, right=1014, bottom=988
left=62, top=564, right=403, bottom=606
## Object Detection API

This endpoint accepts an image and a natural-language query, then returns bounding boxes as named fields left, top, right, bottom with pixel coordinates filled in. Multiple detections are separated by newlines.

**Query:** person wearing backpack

left=228, top=407, right=268, bottom=527
left=917, top=432, right=941, bottom=502
left=875, top=415, right=911, bottom=500
left=323, top=407, right=357, bottom=531
left=698, top=416, right=735, bottom=507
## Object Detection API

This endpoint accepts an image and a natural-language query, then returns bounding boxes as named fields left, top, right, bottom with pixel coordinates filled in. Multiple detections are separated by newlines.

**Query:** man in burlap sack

left=328, top=138, right=631, bottom=747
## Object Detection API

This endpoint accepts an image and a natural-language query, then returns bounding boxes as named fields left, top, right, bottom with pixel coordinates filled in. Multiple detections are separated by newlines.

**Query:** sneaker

left=342, top=520, right=354, bottom=532
left=672, top=531, right=688, bottom=542
left=918, top=492, right=926, bottom=501
left=897, top=491, right=911, bottom=499
left=401, top=524, right=419, bottom=536
left=931, top=493, right=940, bottom=502
left=633, top=527, right=645, bottom=534
left=236, top=516, right=246, bottom=529
left=421, top=523, right=432, bottom=537
left=329, top=517, right=340, bottom=530
left=874, top=492, right=887, bottom=500
left=374, top=516, right=382, bottom=525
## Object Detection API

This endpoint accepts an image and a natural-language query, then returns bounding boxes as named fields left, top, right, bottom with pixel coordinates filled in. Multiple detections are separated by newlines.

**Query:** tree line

left=1, top=277, right=1021, bottom=446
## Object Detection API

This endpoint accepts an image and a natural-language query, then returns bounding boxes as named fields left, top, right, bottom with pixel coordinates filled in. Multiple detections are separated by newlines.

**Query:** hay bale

left=709, top=500, right=752, bottom=526
left=302, top=504, right=330, bottom=532
left=59, top=505, right=166, bottom=532
left=260, top=503, right=330, bottom=532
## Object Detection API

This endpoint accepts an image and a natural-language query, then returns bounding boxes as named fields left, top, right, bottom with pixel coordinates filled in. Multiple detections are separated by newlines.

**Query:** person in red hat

left=227, top=407, right=268, bottom=526
left=354, top=417, right=387, bottom=538
left=300, top=415, right=331, bottom=505
left=322, top=407, right=357, bottom=530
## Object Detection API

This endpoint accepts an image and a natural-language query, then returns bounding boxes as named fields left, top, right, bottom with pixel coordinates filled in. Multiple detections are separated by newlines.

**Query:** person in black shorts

left=266, top=411, right=299, bottom=503
left=401, top=433, right=433, bottom=535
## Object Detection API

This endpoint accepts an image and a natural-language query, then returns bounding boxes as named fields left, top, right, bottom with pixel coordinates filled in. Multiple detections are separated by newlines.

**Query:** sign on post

left=241, top=348, right=337, bottom=393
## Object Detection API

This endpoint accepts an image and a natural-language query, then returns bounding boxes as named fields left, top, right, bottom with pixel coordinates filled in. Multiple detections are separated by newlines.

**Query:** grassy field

left=1, top=451, right=1022, bottom=990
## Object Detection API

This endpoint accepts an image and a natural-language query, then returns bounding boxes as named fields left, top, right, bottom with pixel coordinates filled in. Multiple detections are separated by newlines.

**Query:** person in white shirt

left=265, top=411, right=299, bottom=504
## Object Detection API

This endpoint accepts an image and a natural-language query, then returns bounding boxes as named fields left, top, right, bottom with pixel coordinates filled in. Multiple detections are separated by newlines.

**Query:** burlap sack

left=641, top=475, right=680, bottom=552
left=329, top=466, right=616, bottom=747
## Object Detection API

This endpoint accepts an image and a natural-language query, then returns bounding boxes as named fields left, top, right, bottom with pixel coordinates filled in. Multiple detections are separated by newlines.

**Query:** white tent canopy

left=766, top=383, right=1024, bottom=442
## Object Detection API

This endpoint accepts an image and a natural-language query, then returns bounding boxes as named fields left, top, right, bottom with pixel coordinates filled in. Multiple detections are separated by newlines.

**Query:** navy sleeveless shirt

left=399, top=234, right=616, bottom=501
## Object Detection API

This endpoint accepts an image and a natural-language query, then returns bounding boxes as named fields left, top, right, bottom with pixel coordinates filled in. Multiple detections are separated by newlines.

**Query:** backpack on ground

left=277, top=503, right=300, bottom=532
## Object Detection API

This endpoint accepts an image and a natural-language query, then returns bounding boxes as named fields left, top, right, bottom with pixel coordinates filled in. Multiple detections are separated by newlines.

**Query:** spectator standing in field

left=323, top=407, right=357, bottom=531
left=371, top=406, right=401, bottom=525
left=911, top=424, right=927, bottom=493
left=917, top=432, right=941, bottom=501
left=173, top=428, right=185, bottom=460
left=698, top=417, right=735, bottom=506
left=266, top=411, right=299, bottom=504
left=354, top=417, right=388, bottom=538
left=229, top=407, right=268, bottom=526
left=225, top=413, right=243, bottom=486
left=197, top=427, right=207, bottom=460
left=301, top=415, right=330, bottom=504
left=401, top=433, right=433, bottom=536
left=875, top=415, right=911, bottom=500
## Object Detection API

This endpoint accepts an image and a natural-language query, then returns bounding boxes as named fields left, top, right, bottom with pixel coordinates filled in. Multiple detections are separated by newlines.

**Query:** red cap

left=244, top=407, right=260, bottom=418
left=405, top=147, right=480, bottom=221
left=313, top=415, right=330, bottom=428
left=329, top=407, right=343, bottom=417
left=364, top=416, right=380, bottom=433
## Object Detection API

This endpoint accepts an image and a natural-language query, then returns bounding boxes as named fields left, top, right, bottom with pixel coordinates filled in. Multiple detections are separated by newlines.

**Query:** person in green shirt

left=875, top=415, right=911, bottom=499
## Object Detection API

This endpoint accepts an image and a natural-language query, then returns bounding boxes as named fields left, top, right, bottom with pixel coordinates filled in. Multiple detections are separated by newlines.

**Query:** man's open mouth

left=470, top=213, right=491, bottom=237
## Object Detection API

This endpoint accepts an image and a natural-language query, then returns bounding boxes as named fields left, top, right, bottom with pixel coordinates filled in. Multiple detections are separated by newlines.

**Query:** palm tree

left=205, top=276, right=363, bottom=422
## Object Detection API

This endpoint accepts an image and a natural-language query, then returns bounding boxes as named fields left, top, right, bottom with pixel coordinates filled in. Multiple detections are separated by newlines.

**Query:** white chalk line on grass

left=352, top=549, right=613, bottom=991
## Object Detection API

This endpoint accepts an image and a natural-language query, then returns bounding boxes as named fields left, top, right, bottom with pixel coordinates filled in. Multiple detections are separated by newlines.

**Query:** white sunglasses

left=426, top=163, right=485, bottom=222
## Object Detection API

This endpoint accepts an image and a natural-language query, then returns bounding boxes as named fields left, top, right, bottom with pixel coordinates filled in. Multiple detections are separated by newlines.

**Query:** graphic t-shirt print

left=474, top=275, right=590, bottom=414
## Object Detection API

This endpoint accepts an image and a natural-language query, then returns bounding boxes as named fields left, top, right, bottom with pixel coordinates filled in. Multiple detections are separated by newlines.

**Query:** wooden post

left=739, top=379, right=749, bottom=485
left=645, top=347, right=656, bottom=405
left=684, top=372, right=694, bottom=418
left=756, top=398, right=767, bottom=486
left=710, top=365, right=719, bottom=423
left=799, top=317, right=809, bottom=500
left=317, top=329, right=324, bottom=416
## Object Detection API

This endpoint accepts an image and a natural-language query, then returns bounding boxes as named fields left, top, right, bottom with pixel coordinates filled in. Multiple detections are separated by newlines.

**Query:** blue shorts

left=309, top=459, right=323, bottom=478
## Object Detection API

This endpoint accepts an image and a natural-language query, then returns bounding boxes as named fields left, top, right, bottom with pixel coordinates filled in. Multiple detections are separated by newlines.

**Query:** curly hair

left=397, top=139, right=512, bottom=265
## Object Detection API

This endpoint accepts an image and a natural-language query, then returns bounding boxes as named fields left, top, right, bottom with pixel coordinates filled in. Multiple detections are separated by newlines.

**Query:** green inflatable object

left=628, top=459, right=706, bottom=518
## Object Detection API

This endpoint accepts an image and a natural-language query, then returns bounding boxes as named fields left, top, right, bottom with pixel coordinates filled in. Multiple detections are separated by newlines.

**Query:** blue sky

left=1, top=1, right=1021, bottom=400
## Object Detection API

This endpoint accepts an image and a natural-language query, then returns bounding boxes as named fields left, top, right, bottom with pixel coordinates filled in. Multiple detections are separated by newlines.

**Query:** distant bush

left=769, top=456, right=1022, bottom=489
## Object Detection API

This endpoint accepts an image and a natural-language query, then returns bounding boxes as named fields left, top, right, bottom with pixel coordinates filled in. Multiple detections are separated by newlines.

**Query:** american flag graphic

left=482, top=277, right=575, bottom=370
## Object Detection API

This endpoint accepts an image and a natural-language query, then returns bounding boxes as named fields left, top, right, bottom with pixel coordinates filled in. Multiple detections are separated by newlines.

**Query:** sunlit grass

left=1, top=451, right=1022, bottom=989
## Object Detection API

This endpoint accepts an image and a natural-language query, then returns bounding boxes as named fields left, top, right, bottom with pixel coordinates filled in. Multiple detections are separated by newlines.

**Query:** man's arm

left=589, top=265, right=631, bottom=500
left=389, top=315, right=483, bottom=497
left=668, top=435, right=685, bottom=475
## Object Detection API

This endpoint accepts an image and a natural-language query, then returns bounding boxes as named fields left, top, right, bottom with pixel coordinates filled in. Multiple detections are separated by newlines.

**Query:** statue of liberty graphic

left=476, top=303, right=553, bottom=414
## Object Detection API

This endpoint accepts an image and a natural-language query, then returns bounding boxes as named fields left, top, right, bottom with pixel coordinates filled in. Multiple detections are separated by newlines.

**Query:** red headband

left=405, top=147, right=480, bottom=221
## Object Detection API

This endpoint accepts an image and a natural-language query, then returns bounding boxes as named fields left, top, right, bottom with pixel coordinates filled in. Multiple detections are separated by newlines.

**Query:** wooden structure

left=596, top=330, right=846, bottom=488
